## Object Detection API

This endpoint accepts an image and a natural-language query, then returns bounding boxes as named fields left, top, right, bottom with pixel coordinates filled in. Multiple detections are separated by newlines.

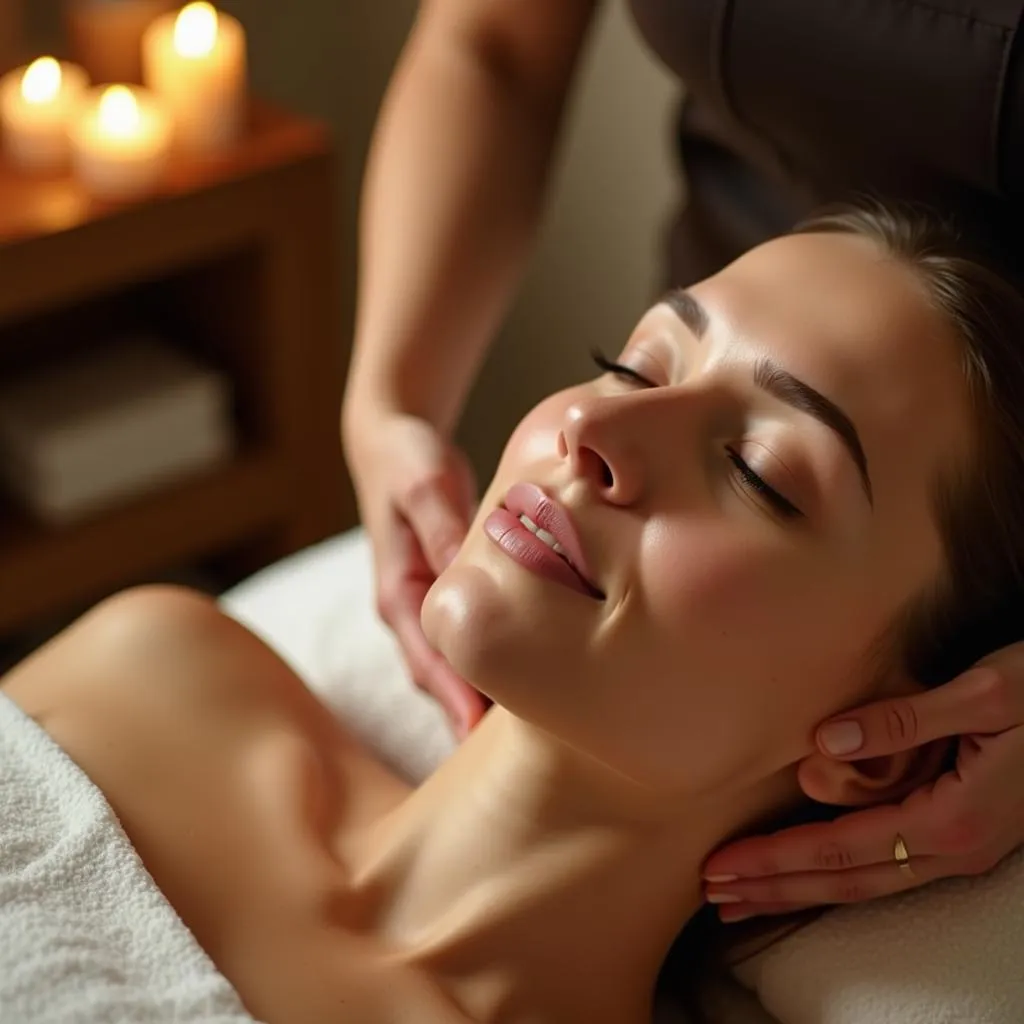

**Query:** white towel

left=223, top=527, right=1024, bottom=1024
left=734, top=846, right=1024, bottom=1023
left=221, top=528, right=458, bottom=785
left=0, top=693, right=255, bottom=1024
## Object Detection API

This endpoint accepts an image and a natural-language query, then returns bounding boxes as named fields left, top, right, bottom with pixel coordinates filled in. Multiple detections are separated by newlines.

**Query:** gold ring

left=893, top=833, right=915, bottom=879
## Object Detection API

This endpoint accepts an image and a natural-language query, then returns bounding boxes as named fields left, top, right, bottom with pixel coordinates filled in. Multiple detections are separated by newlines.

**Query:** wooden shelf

left=0, top=101, right=355, bottom=639
left=0, top=452, right=288, bottom=634
left=0, top=101, right=328, bottom=243
left=0, top=102, right=332, bottom=325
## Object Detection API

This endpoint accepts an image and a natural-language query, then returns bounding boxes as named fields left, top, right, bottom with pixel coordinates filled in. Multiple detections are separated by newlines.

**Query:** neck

left=348, top=709, right=774, bottom=1024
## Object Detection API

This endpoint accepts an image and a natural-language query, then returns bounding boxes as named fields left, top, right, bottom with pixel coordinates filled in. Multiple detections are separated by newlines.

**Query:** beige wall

left=30, top=1, right=680, bottom=477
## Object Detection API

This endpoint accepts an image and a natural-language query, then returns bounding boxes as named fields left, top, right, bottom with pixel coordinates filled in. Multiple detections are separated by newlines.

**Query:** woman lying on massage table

left=5, top=200, right=1024, bottom=1024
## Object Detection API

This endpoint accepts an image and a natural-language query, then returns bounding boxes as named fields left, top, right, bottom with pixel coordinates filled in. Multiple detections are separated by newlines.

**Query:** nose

left=558, top=391, right=650, bottom=506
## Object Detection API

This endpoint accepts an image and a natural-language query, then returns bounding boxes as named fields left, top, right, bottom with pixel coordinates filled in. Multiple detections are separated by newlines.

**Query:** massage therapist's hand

left=702, top=653, right=1024, bottom=920
left=344, top=408, right=489, bottom=739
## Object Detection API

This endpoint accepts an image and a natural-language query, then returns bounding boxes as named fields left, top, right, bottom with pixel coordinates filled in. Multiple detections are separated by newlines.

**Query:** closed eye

left=591, top=350, right=657, bottom=388
left=593, top=350, right=804, bottom=522
left=725, top=447, right=803, bottom=520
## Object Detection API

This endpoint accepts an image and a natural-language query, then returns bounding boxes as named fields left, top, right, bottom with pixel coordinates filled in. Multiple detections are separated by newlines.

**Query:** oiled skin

left=2, top=586, right=471, bottom=1024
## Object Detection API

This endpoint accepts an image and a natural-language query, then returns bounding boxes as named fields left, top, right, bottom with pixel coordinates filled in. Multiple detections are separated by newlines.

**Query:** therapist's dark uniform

left=627, top=0, right=1024, bottom=284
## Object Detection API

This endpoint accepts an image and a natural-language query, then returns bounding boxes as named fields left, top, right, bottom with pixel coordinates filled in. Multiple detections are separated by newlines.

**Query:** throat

left=343, top=710, right=735, bottom=1023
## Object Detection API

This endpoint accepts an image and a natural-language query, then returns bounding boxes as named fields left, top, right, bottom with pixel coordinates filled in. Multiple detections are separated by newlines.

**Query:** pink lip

left=483, top=482, right=604, bottom=599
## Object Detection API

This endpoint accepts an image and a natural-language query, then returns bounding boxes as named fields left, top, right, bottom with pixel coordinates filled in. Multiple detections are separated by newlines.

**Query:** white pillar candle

left=142, top=2, right=247, bottom=155
left=70, top=84, right=171, bottom=201
left=0, top=57, right=89, bottom=172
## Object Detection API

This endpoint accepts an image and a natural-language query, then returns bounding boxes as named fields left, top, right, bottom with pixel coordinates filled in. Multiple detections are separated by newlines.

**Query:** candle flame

left=98, top=86, right=142, bottom=138
left=174, top=2, right=219, bottom=59
left=21, top=57, right=62, bottom=105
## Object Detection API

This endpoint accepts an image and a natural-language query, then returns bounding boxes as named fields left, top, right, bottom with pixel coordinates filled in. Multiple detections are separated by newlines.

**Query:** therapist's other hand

left=346, top=411, right=488, bottom=739
left=701, top=653, right=1024, bottom=921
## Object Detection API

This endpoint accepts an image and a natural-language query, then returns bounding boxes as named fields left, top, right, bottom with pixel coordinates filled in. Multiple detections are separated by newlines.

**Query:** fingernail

left=704, top=874, right=739, bottom=883
left=819, top=719, right=864, bottom=756
left=705, top=892, right=743, bottom=904
left=721, top=910, right=755, bottom=924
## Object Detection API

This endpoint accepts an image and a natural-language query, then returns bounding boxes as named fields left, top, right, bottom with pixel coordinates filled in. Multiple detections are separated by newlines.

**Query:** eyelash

left=590, top=350, right=804, bottom=520
left=591, top=349, right=657, bottom=387
left=723, top=447, right=802, bottom=519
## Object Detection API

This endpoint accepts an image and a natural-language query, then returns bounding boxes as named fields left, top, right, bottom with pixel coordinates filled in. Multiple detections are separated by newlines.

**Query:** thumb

left=450, top=445, right=479, bottom=524
left=398, top=444, right=478, bottom=579
left=816, top=667, right=1006, bottom=759
left=404, top=481, right=471, bottom=577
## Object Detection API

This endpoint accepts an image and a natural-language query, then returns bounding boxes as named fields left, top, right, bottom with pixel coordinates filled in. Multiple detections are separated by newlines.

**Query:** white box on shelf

left=0, top=335, right=235, bottom=524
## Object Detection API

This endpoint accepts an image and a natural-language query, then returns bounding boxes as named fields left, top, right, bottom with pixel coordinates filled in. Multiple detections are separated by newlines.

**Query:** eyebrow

left=664, top=287, right=710, bottom=339
left=661, top=287, right=874, bottom=506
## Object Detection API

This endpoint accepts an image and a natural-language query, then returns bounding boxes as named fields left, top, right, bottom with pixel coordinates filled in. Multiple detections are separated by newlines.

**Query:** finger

left=702, top=781, right=976, bottom=880
left=705, top=726, right=1022, bottom=884
left=716, top=900, right=813, bottom=924
left=705, top=856, right=945, bottom=907
left=703, top=801, right=925, bottom=880
left=816, top=666, right=1012, bottom=760
left=388, top=596, right=487, bottom=738
left=920, top=726, right=1024, bottom=858
left=372, top=514, right=432, bottom=635
left=400, top=473, right=472, bottom=577
left=451, top=448, right=479, bottom=524
left=426, top=663, right=491, bottom=739
left=374, top=516, right=488, bottom=736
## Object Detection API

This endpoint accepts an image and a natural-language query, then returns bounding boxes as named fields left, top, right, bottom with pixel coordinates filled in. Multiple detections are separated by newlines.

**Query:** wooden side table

left=0, top=102, right=355, bottom=636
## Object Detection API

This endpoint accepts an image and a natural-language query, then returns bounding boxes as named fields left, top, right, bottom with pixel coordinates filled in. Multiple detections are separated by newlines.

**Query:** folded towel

left=223, top=527, right=1024, bottom=1024
left=734, top=845, right=1024, bottom=1023
left=0, top=693, right=255, bottom=1024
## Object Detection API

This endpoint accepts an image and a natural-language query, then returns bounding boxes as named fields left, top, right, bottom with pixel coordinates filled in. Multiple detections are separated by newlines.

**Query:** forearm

left=344, top=10, right=591, bottom=438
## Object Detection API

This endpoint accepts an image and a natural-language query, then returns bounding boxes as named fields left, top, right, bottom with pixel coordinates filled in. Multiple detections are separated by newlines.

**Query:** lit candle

left=0, top=57, right=89, bottom=172
left=142, top=2, right=247, bottom=155
left=70, top=85, right=171, bottom=200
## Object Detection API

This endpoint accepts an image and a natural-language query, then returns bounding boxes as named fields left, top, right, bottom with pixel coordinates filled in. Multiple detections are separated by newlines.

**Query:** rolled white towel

left=734, top=845, right=1024, bottom=1024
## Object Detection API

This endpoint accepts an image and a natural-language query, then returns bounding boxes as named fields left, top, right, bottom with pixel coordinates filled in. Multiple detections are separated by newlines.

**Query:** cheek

left=639, top=518, right=793, bottom=642
left=473, top=386, right=589, bottom=530
left=499, top=390, right=578, bottom=470
left=609, top=523, right=875, bottom=786
left=640, top=518, right=876, bottom=668
left=472, top=390, right=577, bottom=519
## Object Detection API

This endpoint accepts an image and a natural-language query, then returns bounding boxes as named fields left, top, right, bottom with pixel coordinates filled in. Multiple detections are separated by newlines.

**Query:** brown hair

left=659, top=198, right=1024, bottom=1013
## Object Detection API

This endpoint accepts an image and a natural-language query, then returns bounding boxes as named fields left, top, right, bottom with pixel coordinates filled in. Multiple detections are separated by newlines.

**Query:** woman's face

left=422, top=231, right=973, bottom=794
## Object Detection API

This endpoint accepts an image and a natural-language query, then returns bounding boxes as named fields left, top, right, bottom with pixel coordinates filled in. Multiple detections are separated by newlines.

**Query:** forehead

left=692, top=231, right=974, bottom=518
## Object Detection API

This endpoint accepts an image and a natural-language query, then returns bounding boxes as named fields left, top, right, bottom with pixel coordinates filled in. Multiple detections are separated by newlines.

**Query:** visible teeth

left=517, top=514, right=569, bottom=557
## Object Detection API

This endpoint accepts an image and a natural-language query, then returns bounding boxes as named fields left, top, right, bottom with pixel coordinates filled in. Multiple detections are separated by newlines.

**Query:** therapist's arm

left=342, top=1, right=599, bottom=734
left=343, top=0, right=600, bottom=434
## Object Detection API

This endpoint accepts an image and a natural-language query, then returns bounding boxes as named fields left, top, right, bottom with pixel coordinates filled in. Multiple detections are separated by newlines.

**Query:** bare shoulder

left=1, top=585, right=410, bottom=834
left=1, top=586, right=458, bottom=1023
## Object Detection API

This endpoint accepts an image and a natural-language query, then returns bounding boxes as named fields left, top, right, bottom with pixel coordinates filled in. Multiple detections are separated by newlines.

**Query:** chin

left=421, top=556, right=587, bottom=714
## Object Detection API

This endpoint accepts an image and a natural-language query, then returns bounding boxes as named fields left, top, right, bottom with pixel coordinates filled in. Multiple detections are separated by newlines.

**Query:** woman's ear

left=794, top=739, right=948, bottom=807
left=796, top=674, right=952, bottom=807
